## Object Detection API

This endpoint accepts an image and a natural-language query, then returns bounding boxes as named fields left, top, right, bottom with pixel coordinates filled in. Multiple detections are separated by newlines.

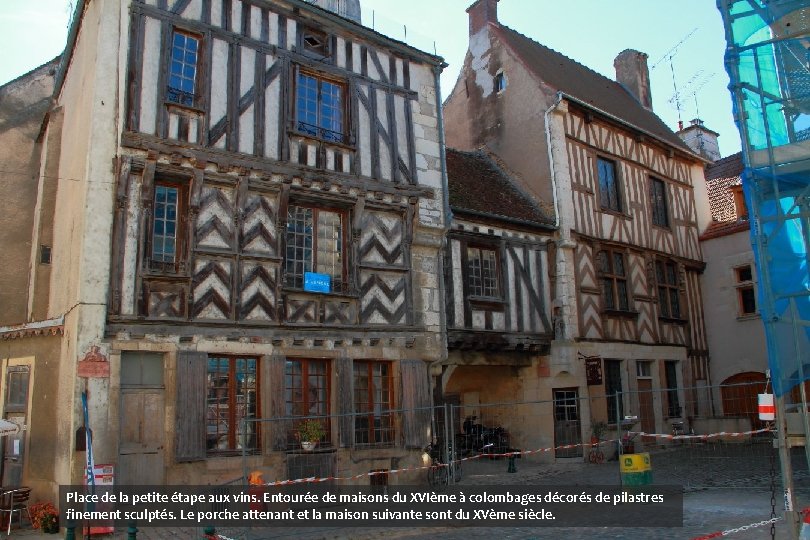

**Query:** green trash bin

left=620, top=452, right=652, bottom=486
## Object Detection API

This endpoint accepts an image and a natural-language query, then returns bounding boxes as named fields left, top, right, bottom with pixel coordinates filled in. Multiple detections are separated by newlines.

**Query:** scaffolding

left=718, top=0, right=810, bottom=398
left=718, top=2, right=810, bottom=536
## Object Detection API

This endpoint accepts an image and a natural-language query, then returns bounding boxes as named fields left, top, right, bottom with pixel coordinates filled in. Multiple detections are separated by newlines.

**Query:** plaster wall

left=700, top=231, right=766, bottom=387
left=0, top=61, right=58, bottom=326
left=48, top=0, right=128, bottom=486
left=443, top=27, right=555, bottom=215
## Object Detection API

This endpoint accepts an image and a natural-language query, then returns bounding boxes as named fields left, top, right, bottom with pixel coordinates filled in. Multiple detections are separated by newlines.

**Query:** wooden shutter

left=175, top=351, right=207, bottom=462
left=262, top=353, right=288, bottom=452
left=399, top=359, right=431, bottom=449
left=335, top=355, right=354, bottom=448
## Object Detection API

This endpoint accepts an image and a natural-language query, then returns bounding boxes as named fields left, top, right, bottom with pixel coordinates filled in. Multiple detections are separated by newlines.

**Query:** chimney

left=614, top=49, right=653, bottom=111
left=676, top=118, right=721, bottom=162
left=467, top=0, right=499, bottom=36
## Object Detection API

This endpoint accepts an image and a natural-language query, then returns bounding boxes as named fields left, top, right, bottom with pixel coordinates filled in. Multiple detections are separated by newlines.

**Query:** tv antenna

left=651, top=28, right=699, bottom=128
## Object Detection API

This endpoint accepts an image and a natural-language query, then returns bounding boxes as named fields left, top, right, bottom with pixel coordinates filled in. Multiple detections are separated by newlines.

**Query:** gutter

left=452, top=207, right=555, bottom=232
left=544, top=92, right=565, bottom=230
left=0, top=316, right=65, bottom=340
left=433, top=64, right=451, bottom=368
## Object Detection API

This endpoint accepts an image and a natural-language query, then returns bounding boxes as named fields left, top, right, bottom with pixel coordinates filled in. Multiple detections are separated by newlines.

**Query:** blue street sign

left=304, top=272, right=331, bottom=293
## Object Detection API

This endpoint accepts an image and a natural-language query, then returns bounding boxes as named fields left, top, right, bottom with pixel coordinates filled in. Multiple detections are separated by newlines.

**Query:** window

left=167, top=30, right=200, bottom=107
left=655, top=260, right=681, bottom=319
left=636, top=361, right=652, bottom=378
left=285, top=359, right=330, bottom=446
left=605, top=360, right=624, bottom=423
left=206, top=357, right=259, bottom=453
left=39, top=245, right=51, bottom=265
left=597, top=249, right=630, bottom=311
left=650, top=177, right=669, bottom=227
left=597, top=157, right=621, bottom=212
left=296, top=71, right=345, bottom=144
left=665, top=361, right=681, bottom=417
left=731, top=185, right=748, bottom=220
left=150, top=182, right=186, bottom=272
left=736, top=265, right=757, bottom=316
left=354, top=361, right=394, bottom=445
left=301, top=28, right=329, bottom=58
left=285, top=205, right=346, bottom=292
left=494, top=71, right=507, bottom=92
left=467, top=246, right=499, bottom=298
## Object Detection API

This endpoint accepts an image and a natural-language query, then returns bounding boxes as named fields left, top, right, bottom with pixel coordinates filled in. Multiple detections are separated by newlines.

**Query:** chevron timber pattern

left=241, top=192, right=278, bottom=255
left=359, top=211, right=404, bottom=266
left=192, top=258, right=232, bottom=319
left=239, top=262, right=277, bottom=321
left=359, top=271, right=406, bottom=324
left=196, top=185, right=235, bottom=249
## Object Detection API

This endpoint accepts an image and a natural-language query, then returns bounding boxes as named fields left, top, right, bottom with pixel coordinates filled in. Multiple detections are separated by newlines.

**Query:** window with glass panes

left=296, top=71, right=344, bottom=143
left=167, top=30, right=200, bottom=106
left=597, top=249, right=630, bottom=311
left=735, top=265, right=757, bottom=315
left=656, top=260, right=681, bottom=318
left=206, top=357, right=259, bottom=453
left=285, top=205, right=345, bottom=291
left=285, top=359, right=330, bottom=446
left=152, top=183, right=180, bottom=266
left=353, top=361, right=394, bottom=445
left=467, top=247, right=499, bottom=297
left=650, top=177, right=669, bottom=227
left=597, top=157, right=621, bottom=212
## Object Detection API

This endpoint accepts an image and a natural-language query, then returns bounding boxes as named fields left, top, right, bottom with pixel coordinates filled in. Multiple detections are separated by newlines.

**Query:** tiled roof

left=701, top=152, right=749, bottom=240
left=705, top=152, right=744, bottom=181
left=700, top=219, right=749, bottom=241
left=705, top=152, right=744, bottom=222
left=493, top=25, right=694, bottom=155
left=446, top=148, right=554, bottom=228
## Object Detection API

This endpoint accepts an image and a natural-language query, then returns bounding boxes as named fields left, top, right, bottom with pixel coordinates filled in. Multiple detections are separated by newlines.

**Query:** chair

left=0, top=488, right=31, bottom=535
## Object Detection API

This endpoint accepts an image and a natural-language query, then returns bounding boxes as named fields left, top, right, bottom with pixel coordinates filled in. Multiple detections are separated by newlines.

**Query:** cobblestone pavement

left=16, top=441, right=810, bottom=540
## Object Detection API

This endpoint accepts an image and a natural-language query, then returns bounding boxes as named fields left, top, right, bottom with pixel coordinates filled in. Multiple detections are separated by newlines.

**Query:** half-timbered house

left=6, top=0, right=447, bottom=496
left=441, top=148, right=557, bottom=452
left=443, top=0, right=713, bottom=452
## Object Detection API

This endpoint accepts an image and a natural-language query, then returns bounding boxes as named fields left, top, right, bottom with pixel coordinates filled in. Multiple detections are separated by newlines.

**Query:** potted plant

left=30, top=501, right=59, bottom=533
left=590, top=420, right=608, bottom=445
left=297, top=419, right=325, bottom=450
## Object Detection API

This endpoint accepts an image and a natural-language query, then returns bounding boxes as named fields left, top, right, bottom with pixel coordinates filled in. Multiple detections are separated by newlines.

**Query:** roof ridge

left=495, top=23, right=626, bottom=94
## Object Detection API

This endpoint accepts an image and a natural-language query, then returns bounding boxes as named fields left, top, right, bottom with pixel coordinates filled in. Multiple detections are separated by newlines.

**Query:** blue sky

left=0, top=0, right=742, bottom=156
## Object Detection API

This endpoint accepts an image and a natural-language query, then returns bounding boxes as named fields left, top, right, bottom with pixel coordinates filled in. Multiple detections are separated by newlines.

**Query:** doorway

left=118, top=353, right=165, bottom=485
left=2, top=365, right=30, bottom=487
left=553, top=389, right=582, bottom=458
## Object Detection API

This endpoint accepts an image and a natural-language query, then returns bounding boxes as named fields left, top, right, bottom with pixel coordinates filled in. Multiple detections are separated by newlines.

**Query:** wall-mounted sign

left=78, top=345, right=110, bottom=378
left=304, top=272, right=331, bottom=293
left=585, top=357, right=603, bottom=386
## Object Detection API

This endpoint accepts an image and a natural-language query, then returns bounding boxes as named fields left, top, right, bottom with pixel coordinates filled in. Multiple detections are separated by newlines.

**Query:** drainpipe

left=433, top=64, right=452, bottom=397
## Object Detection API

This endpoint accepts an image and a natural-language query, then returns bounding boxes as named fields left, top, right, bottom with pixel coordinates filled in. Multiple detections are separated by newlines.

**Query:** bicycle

left=588, top=438, right=605, bottom=464
left=426, top=441, right=462, bottom=487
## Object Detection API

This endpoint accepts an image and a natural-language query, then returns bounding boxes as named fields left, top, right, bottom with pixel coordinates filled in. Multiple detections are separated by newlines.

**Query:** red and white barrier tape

left=259, top=427, right=771, bottom=487
left=691, top=516, right=780, bottom=539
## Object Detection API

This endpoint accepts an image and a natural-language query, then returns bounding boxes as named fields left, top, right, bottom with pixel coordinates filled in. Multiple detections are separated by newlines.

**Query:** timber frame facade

left=5, top=0, right=447, bottom=496
left=442, top=0, right=712, bottom=452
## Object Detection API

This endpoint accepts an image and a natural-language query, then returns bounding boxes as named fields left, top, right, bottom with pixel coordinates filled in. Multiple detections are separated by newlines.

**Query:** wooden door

left=119, top=389, right=165, bottom=485
left=722, top=372, right=766, bottom=431
left=637, top=379, right=656, bottom=441
left=553, top=389, right=582, bottom=458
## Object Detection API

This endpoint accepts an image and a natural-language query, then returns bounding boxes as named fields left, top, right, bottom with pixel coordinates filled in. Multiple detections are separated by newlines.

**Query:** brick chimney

left=614, top=49, right=653, bottom=111
left=467, top=0, right=499, bottom=36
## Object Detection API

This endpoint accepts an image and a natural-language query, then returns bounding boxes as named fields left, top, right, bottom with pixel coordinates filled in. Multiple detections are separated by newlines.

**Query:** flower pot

left=42, top=518, right=59, bottom=534
left=301, top=441, right=317, bottom=451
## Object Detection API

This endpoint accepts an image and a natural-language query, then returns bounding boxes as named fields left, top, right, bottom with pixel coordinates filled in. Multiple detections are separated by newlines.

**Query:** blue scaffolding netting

left=718, top=0, right=810, bottom=397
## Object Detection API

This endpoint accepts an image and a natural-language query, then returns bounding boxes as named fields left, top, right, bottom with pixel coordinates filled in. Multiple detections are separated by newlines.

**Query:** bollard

left=127, top=521, right=138, bottom=540
left=65, top=521, right=76, bottom=540
left=507, top=454, right=517, bottom=473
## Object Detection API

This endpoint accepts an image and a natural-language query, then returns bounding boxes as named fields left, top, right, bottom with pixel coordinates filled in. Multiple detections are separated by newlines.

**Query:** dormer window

left=301, top=28, right=329, bottom=59
left=731, top=185, right=748, bottom=221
